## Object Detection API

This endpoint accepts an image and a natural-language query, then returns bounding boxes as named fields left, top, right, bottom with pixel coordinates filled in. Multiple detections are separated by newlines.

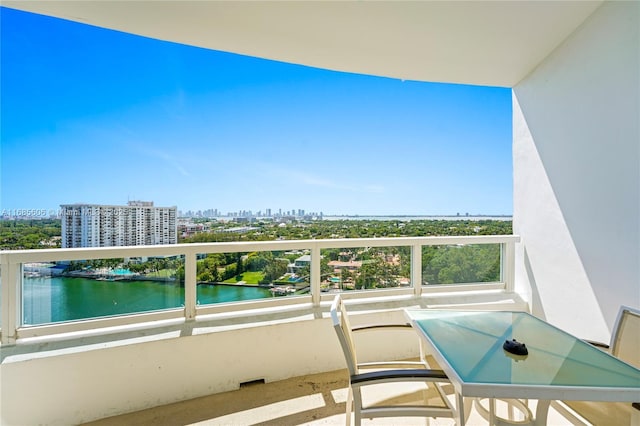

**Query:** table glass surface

left=406, top=310, right=640, bottom=388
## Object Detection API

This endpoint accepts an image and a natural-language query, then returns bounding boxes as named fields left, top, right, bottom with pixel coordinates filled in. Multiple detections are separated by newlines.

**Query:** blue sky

left=1, top=7, right=512, bottom=217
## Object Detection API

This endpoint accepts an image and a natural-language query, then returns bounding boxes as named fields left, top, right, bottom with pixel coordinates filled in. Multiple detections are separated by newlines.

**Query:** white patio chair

left=561, top=305, right=640, bottom=426
left=329, top=294, right=455, bottom=426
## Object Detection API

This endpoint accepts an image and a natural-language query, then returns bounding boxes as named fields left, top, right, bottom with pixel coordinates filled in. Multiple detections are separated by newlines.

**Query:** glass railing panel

left=320, top=245, right=411, bottom=293
left=195, top=249, right=309, bottom=306
left=22, top=256, right=185, bottom=325
left=421, top=244, right=501, bottom=285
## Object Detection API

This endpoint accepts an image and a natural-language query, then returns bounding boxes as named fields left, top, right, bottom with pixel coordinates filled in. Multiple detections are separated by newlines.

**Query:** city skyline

left=176, top=207, right=511, bottom=219
left=1, top=7, right=513, bottom=216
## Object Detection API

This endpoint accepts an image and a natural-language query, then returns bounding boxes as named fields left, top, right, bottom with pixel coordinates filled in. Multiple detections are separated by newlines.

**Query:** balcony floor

left=82, top=369, right=579, bottom=426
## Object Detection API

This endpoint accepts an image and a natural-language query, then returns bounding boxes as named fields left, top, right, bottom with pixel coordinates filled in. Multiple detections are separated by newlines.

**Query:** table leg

left=455, top=393, right=466, bottom=426
left=455, top=394, right=473, bottom=426
left=533, top=400, right=551, bottom=426
left=508, top=399, right=516, bottom=421
left=489, top=398, right=496, bottom=425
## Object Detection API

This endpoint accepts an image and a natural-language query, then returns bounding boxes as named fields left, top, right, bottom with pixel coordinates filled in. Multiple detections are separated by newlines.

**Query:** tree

left=223, top=263, right=237, bottom=281
left=198, top=270, right=214, bottom=283
left=235, top=253, right=244, bottom=277
left=339, top=268, right=353, bottom=290
left=246, top=251, right=272, bottom=271
left=262, top=258, right=288, bottom=283
left=423, top=244, right=501, bottom=284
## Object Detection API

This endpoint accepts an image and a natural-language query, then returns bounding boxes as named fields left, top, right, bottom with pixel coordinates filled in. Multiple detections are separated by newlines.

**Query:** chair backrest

left=330, top=295, right=359, bottom=377
left=610, top=306, right=640, bottom=368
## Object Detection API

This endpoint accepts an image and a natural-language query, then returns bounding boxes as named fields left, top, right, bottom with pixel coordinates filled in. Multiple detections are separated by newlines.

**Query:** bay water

left=23, top=276, right=273, bottom=325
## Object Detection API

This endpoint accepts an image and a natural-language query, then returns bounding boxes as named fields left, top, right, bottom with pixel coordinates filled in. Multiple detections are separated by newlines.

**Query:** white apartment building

left=60, top=201, right=177, bottom=248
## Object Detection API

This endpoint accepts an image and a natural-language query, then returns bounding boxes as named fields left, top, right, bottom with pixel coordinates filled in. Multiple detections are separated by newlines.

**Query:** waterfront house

left=0, top=2, right=638, bottom=425
left=327, top=260, right=363, bottom=272
left=289, top=254, right=312, bottom=275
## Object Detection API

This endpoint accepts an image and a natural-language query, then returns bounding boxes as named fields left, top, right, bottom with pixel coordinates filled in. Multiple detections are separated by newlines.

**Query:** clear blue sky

left=1, top=7, right=512, bottom=217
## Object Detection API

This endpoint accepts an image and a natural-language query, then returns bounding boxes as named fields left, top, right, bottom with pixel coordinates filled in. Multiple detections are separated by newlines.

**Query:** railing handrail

left=0, top=235, right=519, bottom=262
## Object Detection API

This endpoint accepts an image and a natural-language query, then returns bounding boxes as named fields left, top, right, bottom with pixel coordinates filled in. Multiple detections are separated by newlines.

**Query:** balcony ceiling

left=3, top=1, right=602, bottom=87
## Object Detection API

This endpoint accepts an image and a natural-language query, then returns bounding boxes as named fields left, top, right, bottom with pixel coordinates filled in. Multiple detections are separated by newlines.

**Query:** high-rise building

left=60, top=201, right=177, bottom=248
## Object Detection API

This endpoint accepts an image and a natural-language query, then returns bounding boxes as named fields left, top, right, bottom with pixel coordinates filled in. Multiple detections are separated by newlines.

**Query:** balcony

left=0, top=236, right=604, bottom=425
left=1, top=1, right=638, bottom=425
left=0, top=235, right=538, bottom=425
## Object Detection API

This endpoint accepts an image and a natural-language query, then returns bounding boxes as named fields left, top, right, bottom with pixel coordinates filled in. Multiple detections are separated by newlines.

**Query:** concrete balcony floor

left=83, top=369, right=577, bottom=426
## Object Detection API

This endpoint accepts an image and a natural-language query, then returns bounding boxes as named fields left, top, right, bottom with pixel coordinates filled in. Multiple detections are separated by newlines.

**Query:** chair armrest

left=351, top=368, right=448, bottom=385
left=358, top=361, right=426, bottom=369
left=352, top=323, right=412, bottom=332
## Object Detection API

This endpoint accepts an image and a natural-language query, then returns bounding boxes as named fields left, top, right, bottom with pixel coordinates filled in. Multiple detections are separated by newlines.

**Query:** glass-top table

left=404, top=309, right=640, bottom=425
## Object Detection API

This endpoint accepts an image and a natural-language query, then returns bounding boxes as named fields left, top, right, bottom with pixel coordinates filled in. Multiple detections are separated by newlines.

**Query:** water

left=197, top=283, right=272, bottom=305
left=23, top=277, right=273, bottom=325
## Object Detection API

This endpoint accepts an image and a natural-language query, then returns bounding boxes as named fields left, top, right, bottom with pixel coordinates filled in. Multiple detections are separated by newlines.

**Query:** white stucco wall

left=0, top=293, right=527, bottom=426
left=0, top=318, right=344, bottom=425
left=0, top=310, right=420, bottom=426
left=513, top=1, right=639, bottom=342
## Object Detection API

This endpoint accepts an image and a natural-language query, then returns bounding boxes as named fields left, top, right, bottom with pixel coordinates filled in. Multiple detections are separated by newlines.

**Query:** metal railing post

left=311, top=245, right=321, bottom=306
left=0, top=254, right=20, bottom=345
left=184, top=252, right=197, bottom=320
left=411, top=243, right=422, bottom=296
left=502, top=241, right=516, bottom=292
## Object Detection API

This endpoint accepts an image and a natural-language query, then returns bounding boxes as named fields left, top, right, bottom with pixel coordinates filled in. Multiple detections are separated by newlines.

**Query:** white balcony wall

left=513, top=1, right=639, bottom=342
left=1, top=295, right=528, bottom=425
left=0, top=307, right=439, bottom=425
left=0, top=318, right=336, bottom=425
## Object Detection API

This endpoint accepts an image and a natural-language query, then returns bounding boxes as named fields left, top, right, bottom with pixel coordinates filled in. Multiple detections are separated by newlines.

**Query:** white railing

left=0, top=235, right=519, bottom=345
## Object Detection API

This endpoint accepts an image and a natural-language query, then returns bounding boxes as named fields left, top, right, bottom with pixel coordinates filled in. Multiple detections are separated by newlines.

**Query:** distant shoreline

left=1, top=214, right=513, bottom=221
left=321, top=215, right=512, bottom=221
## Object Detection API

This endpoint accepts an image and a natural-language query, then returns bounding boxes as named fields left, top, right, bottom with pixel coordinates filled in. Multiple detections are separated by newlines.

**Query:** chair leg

left=353, top=387, right=363, bottom=426
left=345, top=386, right=353, bottom=426
left=631, top=405, right=640, bottom=426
